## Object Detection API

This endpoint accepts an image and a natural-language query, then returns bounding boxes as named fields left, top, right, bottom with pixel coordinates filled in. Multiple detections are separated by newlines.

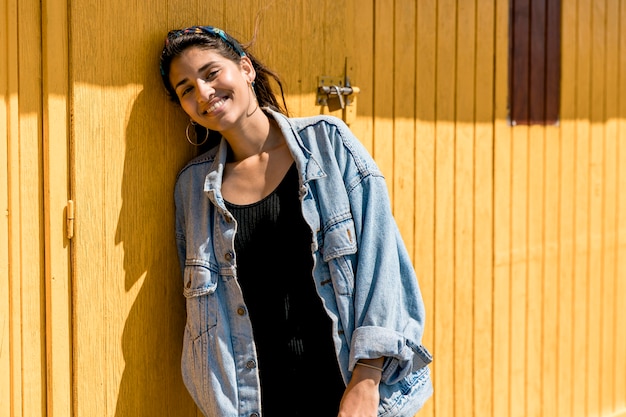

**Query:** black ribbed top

left=225, top=163, right=345, bottom=415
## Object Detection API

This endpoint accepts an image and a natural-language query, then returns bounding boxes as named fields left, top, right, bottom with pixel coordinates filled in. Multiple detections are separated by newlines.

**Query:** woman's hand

left=337, top=360, right=383, bottom=417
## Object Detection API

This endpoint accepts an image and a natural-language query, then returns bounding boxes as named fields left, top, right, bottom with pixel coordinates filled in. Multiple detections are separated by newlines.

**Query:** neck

left=223, top=111, right=282, bottom=162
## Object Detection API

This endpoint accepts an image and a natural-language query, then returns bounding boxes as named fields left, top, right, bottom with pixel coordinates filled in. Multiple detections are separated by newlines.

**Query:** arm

left=338, top=358, right=384, bottom=417
left=329, top=120, right=431, bottom=384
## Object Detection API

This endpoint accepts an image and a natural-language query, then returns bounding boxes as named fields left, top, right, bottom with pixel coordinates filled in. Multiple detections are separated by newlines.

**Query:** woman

left=159, top=25, right=433, bottom=417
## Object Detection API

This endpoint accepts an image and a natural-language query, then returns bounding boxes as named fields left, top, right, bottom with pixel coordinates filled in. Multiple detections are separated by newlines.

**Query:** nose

left=195, top=79, right=214, bottom=103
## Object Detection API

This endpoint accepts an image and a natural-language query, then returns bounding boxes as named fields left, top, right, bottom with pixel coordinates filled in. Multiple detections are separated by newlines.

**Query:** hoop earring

left=185, top=121, right=209, bottom=146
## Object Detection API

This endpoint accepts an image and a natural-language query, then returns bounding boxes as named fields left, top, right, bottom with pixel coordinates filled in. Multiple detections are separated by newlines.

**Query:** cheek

left=179, top=99, right=196, bottom=117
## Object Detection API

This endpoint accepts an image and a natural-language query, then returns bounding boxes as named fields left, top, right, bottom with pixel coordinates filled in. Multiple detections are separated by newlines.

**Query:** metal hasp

left=316, top=60, right=360, bottom=125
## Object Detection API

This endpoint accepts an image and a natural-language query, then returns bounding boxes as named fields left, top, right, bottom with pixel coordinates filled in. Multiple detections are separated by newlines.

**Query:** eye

left=205, top=68, right=220, bottom=80
left=178, top=85, right=193, bottom=98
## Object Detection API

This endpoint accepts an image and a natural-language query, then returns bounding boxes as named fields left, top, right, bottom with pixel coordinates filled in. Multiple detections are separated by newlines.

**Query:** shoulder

left=265, top=107, right=377, bottom=170
left=282, top=112, right=348, bottom=136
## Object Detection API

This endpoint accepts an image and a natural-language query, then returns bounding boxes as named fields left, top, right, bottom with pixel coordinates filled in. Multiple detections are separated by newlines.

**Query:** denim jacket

left=174, top=108, right=433, bottom=417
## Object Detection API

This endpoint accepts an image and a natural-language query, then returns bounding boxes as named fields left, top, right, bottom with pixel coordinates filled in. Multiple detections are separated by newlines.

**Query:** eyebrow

left=173, top=62, right=216, bottom=90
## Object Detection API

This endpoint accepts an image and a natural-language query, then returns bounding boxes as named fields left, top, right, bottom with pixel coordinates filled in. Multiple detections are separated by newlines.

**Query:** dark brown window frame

left=509, top=0, right=561, bottom=126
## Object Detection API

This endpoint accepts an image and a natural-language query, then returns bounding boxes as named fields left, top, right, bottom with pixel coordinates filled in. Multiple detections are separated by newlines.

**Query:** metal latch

left=316, top=64, right=360, bottom=124
left=317, top=78, right=359, bottom=109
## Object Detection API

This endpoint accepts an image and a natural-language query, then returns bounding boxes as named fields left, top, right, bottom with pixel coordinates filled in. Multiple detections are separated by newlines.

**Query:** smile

left=205, top=98, right=227, bottom=114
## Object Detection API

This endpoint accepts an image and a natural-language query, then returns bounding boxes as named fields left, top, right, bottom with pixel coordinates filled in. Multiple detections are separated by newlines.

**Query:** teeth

left=206, top=98, right=226, bottom=114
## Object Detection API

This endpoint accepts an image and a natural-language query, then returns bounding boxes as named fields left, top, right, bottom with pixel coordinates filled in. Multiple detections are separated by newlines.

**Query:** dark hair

left=159, top=26, right=288, bottom=116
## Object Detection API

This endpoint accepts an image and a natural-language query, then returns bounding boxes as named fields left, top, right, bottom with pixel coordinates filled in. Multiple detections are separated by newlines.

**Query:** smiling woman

left=159, top=26, right=288, bottom=150
left=157, top=25, right=433, bottom=417
left=168, top=46, right=258, bottom=136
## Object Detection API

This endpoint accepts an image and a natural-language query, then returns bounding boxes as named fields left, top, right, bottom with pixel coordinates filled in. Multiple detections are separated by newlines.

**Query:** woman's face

left=169, top=46, right=255, bottom=131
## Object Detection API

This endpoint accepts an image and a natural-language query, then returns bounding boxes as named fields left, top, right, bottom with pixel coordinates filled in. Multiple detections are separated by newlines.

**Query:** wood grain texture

left=493, top=1, right=513, bottom=416
left=454, top=0, right=476, bottom=415
left=4, top=0, right=47, bottom=416
left=393, top=0, right=416, bottom=258
left=0, top=0, right=14, bottom=414
left=474, top=1, right=495, bottom=416
left=433, top=1, right=456, bottom=417
left=42, top=0, right=72, bottom=415
left=414, top=1, right=437, bottom=415
left=4, top=1, right=626, bottom=417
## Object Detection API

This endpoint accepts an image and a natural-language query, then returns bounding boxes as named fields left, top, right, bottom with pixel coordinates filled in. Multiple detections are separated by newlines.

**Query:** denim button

left=246, top=360, right=256, bottom=369
left=224, top=252, right=233, bottom=261
left=237, top=306, right=246, bottom=316
left=249, top=413, right=259, bottom=417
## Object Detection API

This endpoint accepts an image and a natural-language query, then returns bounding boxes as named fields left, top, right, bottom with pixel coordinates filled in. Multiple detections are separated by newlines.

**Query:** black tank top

left=225, top=163, right=345, bottom=416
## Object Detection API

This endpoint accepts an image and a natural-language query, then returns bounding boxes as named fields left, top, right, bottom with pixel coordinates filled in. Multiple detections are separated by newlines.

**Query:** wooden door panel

left=69, top=1, right=357, bottom=415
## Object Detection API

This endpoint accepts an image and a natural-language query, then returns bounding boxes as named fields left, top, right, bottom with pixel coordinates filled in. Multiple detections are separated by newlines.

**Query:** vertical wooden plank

left=69, top=6, right=106, bottom=410
left=572, top=1, right=592, bottom=416
left=616, top=3, right=626, bottom=412
left=600, top=109, right=618, bottom=411
left=393, top=0, right=416, bottom=257
left=601, top=0, right=619, bottom=412
left=474, top=0, right=495, bottom=416
left=290, top=0, right=320, bottom=117
left=345, top=0, right=374, bottom=153
left=510, top=124, right=528, bottom=417
left=0, top=0, right=21, bottom=416
left=72, top=41, right=108, bottom=415
left=373, top=0, right=394, bottom=193
left=528, top=0, right=546, bottom=123
left=324, top=0, right=347, bottom=97
left=540, top=15, right=563, bottom=417
left=492, top=135, right=512, bottom=417
left=585, top=143, right=603, bottom=410
left=454, top=0, right=475, bottom=416
left=526, top=124, right=544, bottom=417
left=541, top=4, right=562, bottom=408
left=41, top=0, right=72, bottom=415
left=13, top=0, right=46, bottom=415
left=0, top=0, right=14, bottom=415
left=545, top=0, right=561, bottom=125
left=557, top=1, right=577, bottom=416
left=434, top=0, right=456, bottom=416
left=510, top=0, right=530, bottom=124
left=571, top=79, right=592, bottom=415
left=414, top=0, right=437, bottom=414
left=543, top=124, right=559, bottom=417
left=510, top=0, right=531, bottom=407
left=493, top=0, right=512, bottom=415
left=587, top=0, right=605, bottom=415
left=557, top=130, right=575, bottom=417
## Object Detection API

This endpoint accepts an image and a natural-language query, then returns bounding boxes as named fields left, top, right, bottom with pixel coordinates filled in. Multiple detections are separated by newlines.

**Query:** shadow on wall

left=114, top=88, right=198, bottom=417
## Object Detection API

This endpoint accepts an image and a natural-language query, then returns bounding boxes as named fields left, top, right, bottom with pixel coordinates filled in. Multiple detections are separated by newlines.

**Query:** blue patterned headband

left=164, top=25, right=246, bottom=57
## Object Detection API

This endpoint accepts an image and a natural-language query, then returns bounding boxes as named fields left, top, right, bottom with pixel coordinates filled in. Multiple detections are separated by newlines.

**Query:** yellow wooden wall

left=2, top=0, right=625, bottom=416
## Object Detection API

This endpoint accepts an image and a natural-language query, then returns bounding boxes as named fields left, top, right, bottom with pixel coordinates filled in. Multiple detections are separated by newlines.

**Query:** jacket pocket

left=322, top=218, right=358, bottom=296
left=183, top=264, right=218, bottom=340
